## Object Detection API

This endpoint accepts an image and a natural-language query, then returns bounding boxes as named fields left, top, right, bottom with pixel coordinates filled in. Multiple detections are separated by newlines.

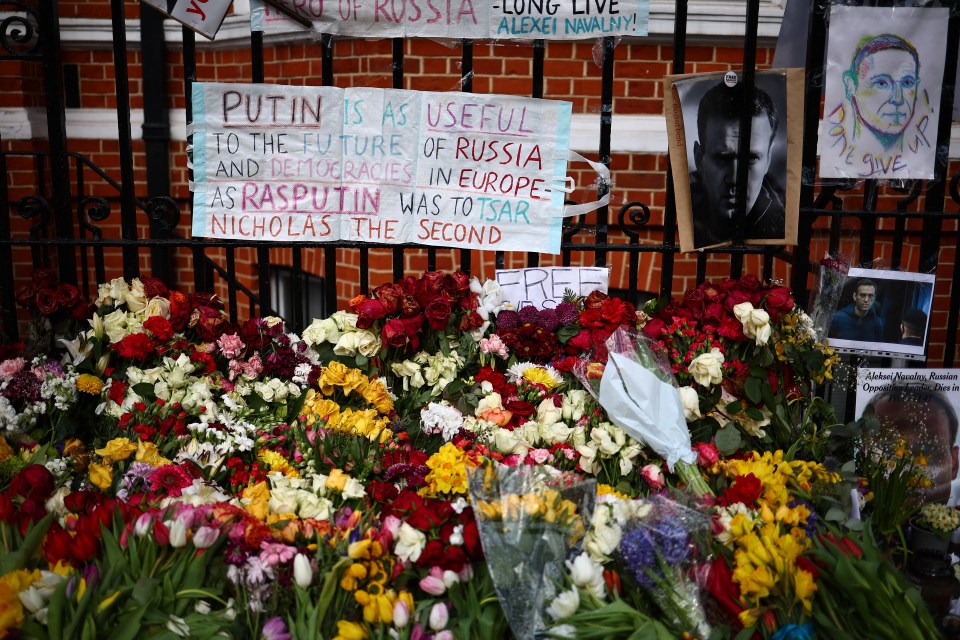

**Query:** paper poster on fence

left=189, top=83, right=571, bottom=253
left=496, top=267, right=609, bottom=310
left=820, top=6, right=948, bottom=180
left=249, top=0, right=648, bottom=39
left=855, top=368, right=960, bottom=505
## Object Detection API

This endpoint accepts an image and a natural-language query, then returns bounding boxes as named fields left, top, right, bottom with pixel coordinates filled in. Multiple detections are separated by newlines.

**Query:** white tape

left=554, top=149, right=612, bottom=218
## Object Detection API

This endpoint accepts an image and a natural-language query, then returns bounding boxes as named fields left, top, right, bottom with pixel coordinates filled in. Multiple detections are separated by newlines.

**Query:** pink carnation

left=217, top=333, right=246, bottom=359
left=479, top=335, right=509, bottom=359
left=0, top=357, right=25, bottom=381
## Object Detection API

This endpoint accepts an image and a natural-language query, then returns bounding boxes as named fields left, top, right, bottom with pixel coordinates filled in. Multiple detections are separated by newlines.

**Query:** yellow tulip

left=334, top=620, right=368, bottom=640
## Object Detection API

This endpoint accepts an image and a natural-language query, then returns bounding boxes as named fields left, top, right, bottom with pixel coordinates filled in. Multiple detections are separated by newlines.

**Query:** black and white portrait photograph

left=828, top=267, right=936, bottom=357
left=665, top=69, right=802, bottom=252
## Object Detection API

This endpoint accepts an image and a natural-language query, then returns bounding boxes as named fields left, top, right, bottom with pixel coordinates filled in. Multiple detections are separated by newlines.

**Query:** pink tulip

left=640, top=463, right=665, bottom=490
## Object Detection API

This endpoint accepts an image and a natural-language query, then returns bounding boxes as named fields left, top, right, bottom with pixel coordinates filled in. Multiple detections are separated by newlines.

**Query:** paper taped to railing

left=249, top=0, right=649, bottom=39
left=496, top=267, right=609, bottom=310
left=189, top=82, right=572, bottom=253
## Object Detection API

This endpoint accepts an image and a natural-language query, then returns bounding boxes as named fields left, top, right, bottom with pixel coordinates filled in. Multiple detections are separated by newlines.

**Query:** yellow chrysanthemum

left=258, top=450, right=299, bottom=478
left=522, top=366, right=561, bottom=390
left=76, top=373, right=104, bottom=395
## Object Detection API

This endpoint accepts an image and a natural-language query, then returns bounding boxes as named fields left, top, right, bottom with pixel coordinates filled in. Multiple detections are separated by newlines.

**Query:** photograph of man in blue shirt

left=831, top=278, right=885, bottom=341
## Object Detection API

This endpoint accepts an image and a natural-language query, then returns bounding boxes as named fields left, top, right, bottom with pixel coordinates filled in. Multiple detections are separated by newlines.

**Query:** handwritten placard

left=190, top=83, right=571, bottom=253
left=496, top=267, right=609, bottom=309
left=250, top=0, right=649, bottom=39
left=142, top=0, right=232, bottom=40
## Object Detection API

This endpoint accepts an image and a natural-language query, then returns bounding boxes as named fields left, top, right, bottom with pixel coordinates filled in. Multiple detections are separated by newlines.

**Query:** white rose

left=492, top=428, right=529, bottom=456
left=301, top=317, right=340, bottom=347
left=333, top=332, right=359, bottom=357
left=733, top=302, right=772, bottom=345
left=342, top=477, right=366, bottom=499
left=585, top=520, right=622, bottom=562
left=107, top=277, right=130, bottom=305
left=561, top=390, right=588, bottom=421
left=297, top=493, right=332, bottom=520
left=545, top=588, right=580, bottom=620
left=535, top=398, right=562, bottom=425
left=576, top=442, right=598, bottom=474
left=539, top=421, right=573, bottom=446
left=143, top=296, right=171, bottom=319
left=476, top=392, right=503, bottom=414
left=102, top=309, right=131, bottom=343
left=688, top=347, right=724, bottom=387
left=330, top=310, right=360, bottom=331
left=519, top=421, right=542, bottom=446
left=678, top=386, right=702, bottom=421
left=124, top=278, right=147, bottom=312
left=355, top=330, right=381, bottom=358
left=269, top=487, right=300, bottom=515
left=394, top=522, right=427, bottom=564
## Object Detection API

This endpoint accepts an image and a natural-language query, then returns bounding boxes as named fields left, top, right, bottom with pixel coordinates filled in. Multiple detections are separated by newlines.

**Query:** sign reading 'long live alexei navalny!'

left=190, top=83, right=571, bottom=253
left=250, top=0, right=649, bottom=39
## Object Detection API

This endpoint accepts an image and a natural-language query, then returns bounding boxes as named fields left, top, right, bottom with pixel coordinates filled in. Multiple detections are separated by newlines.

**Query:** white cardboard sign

left=495, top=267, right=609, bottom=309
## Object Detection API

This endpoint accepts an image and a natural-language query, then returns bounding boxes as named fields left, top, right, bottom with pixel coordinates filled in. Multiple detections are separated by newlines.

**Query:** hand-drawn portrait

left=664, top=69, right=802, bottom=253
left=820, top=6, right=949, bottom=180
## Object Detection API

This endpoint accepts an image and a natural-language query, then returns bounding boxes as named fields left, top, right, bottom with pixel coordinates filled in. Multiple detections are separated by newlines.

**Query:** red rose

left=414, top=271, right=446, bottom=306
left=56, top=283, right=80, bottom=308
left=415, top=539, right=446, bottom=567
left=168, top=291, right=190, bottom=331
left=738, top=275, right=761, bottom=291
left=32, top=268, right=58, bottom=289
left=698, top=283, right=725, bottom=304
left=14, top=284, right=36, bottom=308
left=458, top=311, right=483, bottom=332
left=763, top=287, right=795, bottom=320
left=718, top=316, right=747, bottom=341
left=35, top=288, right=59, bottom=316
left=703, top=302, right=726, bottom=326
left=579, top=308, right=603, bottom=329
left=143, top=316, right=174, bottom=342
left=355, top=298, right=388, bottom=330
left=683, top=287, right=705, bottom=312
left=582, top=290, right=608, bottom=310
left=9, top=464, right=55, bottom=501
left=693, top=442, right=720, bottom=467
left=424, top=297, right=452, bottom=331
left=397, top=294, right=420, bottom=318
left=190, top=350, right=216, bottom=374
left=641, top=318, right=666, bottom=339
left=443, top=271, right=471, bottom=297
left=141, top=276, right=169, bottom=299
left=460, top=518, right=482, bottom=558
left=721, top=473, right=762, bottom=506
left=71, top=302, right=94, bottom=322
left=367, top=480, right=399, bottom=503
left=503, top=398, right=536, bottom=418
left=382, top=318, right=410, bottom=349
left=723, top=290, right=752, bottom=311
left=372, top=282, right=404, bottom=315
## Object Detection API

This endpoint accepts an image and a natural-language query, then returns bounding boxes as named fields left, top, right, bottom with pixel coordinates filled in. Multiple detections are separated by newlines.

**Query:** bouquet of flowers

left=467, top=463, right=596, bottom=640
left=619, top=496, right=712, bottom=637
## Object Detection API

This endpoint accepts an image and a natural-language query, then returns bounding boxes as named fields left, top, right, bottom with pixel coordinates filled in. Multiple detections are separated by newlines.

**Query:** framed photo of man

left=827, top=267, right=936, bottom=357
left=856, top=368, right=960, bottom=505
left=664, top=69, right=803, bottom=253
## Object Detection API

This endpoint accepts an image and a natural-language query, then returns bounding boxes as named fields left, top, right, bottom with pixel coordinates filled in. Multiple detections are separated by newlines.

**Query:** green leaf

left=715, top=425, right=742, bottom=455
left=106, top=603, right=149, bottom=640
left=0, top=513, right=54, bottom=574
left=744, top=376, right=762, bottom=404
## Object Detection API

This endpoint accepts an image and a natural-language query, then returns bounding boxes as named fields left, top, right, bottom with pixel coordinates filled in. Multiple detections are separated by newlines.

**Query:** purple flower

left=518, top=305, right=538, bottom=324
left=538, top=308, right=559, bottom=331
left=555, top=301, right=579, bottom=325
left=619, top=527, right=659, bottom=588
left=260, top=616, right=291, bottom=640
left=655, top=516, right=691, bottom=564
left=495, top=310, right=519, bottom=331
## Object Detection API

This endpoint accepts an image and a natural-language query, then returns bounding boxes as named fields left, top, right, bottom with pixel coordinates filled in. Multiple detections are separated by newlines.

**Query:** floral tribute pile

left=0, top=269, right=943, bottom=639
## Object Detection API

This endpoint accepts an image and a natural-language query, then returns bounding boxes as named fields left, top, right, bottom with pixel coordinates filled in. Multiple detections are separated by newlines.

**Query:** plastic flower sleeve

left=467, top=463, right=596, bottom=640
left=620, top=495, right=712, bottom=638
left=808, top=253, right=850, bottom=342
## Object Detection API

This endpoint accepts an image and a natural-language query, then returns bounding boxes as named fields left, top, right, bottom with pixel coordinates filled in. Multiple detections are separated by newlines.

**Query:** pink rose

left=693, top=442, right=720, bottom=467
left=640, top=463, right=665, bottom=490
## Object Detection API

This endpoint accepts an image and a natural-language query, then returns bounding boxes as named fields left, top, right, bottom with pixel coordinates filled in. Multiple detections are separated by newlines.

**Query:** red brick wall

left=3, top=2, right=958, bottom=363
